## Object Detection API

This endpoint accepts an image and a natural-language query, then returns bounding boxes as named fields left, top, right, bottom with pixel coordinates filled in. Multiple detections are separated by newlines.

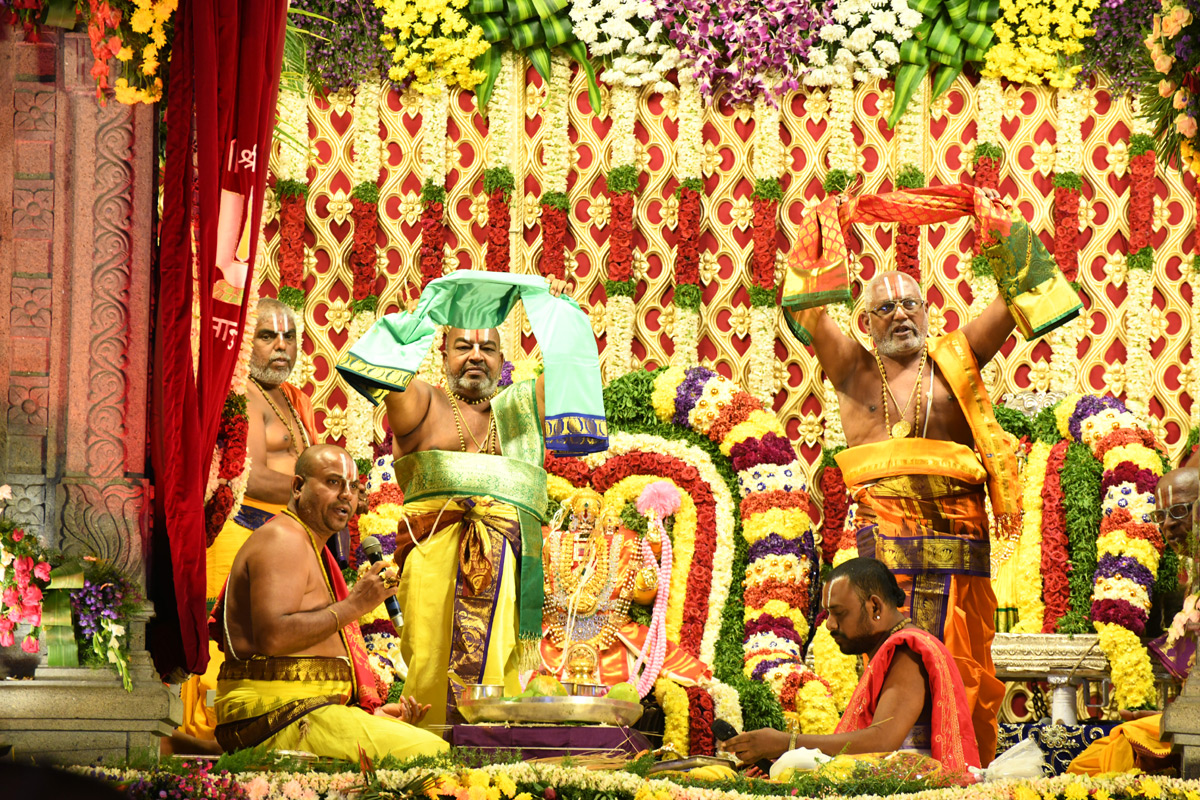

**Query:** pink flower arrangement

left=0, top=489, right=53, bottom=655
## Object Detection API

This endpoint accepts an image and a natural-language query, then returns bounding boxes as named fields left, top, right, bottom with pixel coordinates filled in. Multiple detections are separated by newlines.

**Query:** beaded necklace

left=445, top=387, right=498, bottom=454
left=254, top=379, right=310, bottom=454
left=872, top=346, right=927, bottom=439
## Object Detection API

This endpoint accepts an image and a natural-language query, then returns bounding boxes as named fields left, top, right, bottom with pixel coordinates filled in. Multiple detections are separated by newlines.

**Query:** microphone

left=712, top=718, right=774, bottom=774
left=359, top=535, right=404, bottom=631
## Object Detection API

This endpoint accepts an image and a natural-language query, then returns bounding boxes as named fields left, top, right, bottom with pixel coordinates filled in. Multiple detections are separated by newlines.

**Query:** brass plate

left=458, top=695, right=643, bottom=726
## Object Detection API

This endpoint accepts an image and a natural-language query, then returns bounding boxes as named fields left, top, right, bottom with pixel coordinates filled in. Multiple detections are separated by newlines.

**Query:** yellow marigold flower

left=1094, top=790, right=1110, bottom=800
left=1014, top=785, right=1041, bottom=800
left=493, top=774, right=517, bottom=799
left=141, top=57, right=159, bottom=77
left=465, top=770, right=491, bottom=788
left=116, top=47, right=134, bottom=62
left=1139, top=778, right=1163, bottom=799
left=467, top=785, right=488, bottom=800
left=1063, top=782, right=1089, bottom=800
left=130, top=7, right=154, bottom=32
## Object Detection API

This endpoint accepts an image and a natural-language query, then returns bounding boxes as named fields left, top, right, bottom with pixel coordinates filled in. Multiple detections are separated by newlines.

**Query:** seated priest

left=1067, top=465, right=1199, bottom=776
left=177, top=296, right=317, bottom=751
left=724, top=558, right=980, bottom=775
left=209, top=444, right=448, bottom=759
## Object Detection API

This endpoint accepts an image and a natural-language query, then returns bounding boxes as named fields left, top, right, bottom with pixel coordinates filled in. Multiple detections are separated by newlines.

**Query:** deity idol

left=539, top=484, right=711, bottom=693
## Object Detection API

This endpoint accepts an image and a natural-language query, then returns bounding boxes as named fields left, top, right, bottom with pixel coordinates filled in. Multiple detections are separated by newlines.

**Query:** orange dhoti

left=837, top=439, right=1005, bottom=767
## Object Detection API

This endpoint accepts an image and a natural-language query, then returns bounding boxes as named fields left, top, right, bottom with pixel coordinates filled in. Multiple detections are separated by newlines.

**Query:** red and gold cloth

left=836, top=627, right=981, bottom=775
left=779, top=183, right=1081, bottom=342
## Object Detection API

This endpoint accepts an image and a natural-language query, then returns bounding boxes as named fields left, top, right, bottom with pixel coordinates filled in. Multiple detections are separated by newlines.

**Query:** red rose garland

left=419, top=201, right=446, bottom=288
left=685, top=685, right=716, bottom=756
left=205, top=484, right=235, bottom=546
left=217, top=415, right=248, bottom=480
left=751, top=197, right=778, bottom=292
left=818, top=463, right=850, bottom=565
left=278, top=191, right=307, bottom=294
left=1053, top=184, right=1081, bottom=282
left=540, top=204, right=568, bottom=280
left=1129, top=153, right=1156, bottom=254
left=972, top=150, right=1001, bottom=254
left=677, top=186, right=702, bottom=286
left=485, top=189, right=511, bottom=272
left=350, top=197, right=380, bottom=304
left=1040, top=441, right=1071, bottom=633
left=609, top=192, right=635, bottom=283
left=205, top=395, right=250, bottom=546
left=895, top=225, right=921, bottom=281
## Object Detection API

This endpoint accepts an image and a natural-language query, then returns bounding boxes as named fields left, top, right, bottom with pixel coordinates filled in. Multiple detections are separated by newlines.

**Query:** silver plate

left=458, top=695, right=644, bottom=726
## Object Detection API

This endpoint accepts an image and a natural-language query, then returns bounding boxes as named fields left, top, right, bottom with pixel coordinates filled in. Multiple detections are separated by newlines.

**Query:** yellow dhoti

left=214, top=655, right=447, bottom=760
left=395, top=496, right=525, bottom=728
left=180, top=497, right=284, bottom=740
left=1068, top=714, right=1174, bottom=775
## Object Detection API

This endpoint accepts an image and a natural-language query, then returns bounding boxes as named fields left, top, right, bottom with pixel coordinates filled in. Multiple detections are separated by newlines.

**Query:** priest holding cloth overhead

left=337, top=271, right=607, bottom=727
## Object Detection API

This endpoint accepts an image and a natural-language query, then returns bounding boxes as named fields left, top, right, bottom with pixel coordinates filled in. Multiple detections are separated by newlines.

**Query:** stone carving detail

left=14, top=91, right=55, bottom=132
left=8, top=381, right=49, bottom=428
left=4, top=482, right=47, bottom=541
left=11, top=285, right=52, bottom=330
left=87, top=99, right=135, bottom=480
left=12, top=188, right=53, bottom=233
left=56, top=480, right=145, bottom=577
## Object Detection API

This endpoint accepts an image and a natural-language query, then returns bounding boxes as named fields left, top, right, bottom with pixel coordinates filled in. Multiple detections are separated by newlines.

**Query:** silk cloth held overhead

left=336, top=271, right=608, bottom=456
left=779, top=183, right=1082, bottom=341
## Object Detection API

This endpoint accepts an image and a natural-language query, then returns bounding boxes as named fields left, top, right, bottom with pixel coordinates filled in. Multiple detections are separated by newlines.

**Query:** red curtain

left=150, top=0, right=289, bottom=676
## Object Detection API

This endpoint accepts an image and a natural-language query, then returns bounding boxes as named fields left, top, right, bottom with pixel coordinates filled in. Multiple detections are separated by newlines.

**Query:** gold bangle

left=328, top=606, right=341, bottom=630
left=788, top=731, right=798, bottom=752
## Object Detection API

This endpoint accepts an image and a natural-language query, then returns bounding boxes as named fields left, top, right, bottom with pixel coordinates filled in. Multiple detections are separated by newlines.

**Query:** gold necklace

left=254, top=379, right=310, bottom=454
left=446, top=388, right=496, bottom=454
left=450, top=387, right=498, bottom=406
left=887, top=618, right=910, bottom=637
left=873, top=346, right=927, bottom=439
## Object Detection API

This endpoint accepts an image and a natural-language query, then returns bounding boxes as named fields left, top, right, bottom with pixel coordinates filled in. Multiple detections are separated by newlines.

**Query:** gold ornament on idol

left=254, top=378, right=311, bottom=455
left=446, top=387, right=498, bottom=454
left=873, top=346, right=927, bottom=439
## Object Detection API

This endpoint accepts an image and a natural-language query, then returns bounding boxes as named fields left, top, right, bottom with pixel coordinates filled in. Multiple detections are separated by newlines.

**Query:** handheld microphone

left=712, top=719, right=774, bottom=774
left=360, top=535, right=404, bottom=630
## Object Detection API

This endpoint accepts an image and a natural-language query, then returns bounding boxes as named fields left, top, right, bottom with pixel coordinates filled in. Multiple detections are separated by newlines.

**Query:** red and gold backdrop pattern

left=256, top=68, right=1198, bottom=479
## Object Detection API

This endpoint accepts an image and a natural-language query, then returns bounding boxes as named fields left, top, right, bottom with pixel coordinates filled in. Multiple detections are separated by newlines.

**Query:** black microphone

left=359, top=535, right=404, bottom=630
left=712, top=719, right=774, bottom=774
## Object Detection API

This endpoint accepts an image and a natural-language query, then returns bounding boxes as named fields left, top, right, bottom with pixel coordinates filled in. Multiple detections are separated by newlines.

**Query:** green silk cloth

left=391, top=380, right=548, bottom=645
left=337, top=271, right=607, bottom=455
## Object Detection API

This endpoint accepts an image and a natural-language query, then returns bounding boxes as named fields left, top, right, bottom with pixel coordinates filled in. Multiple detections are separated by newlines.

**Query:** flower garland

left=1054, top=86, right=1087, bottom=284
left=817, top=448, right=849, bottom=565
left=276, top=81, right=310, bottom=317
left=811, top=623, right=858, bottom=713
left=1040, top=441, right=1072, bottom=632
left=0, top=496, right=52, bottom=654
left=571, top=0, right=678, bottom=90
left=1006, top=440, right=1049, bottom=634
left=377, top=0, right=490, bottom=96
left=420, top=81, right=451, bottom=288
left=1126, top=115, right=1157, bottom=416
left=748, top=89, right=784, bottom=405
left=1062, top=395, right=1169, bottom=708
left=655, top=677, right=691, bottom=756
left=702, top=677, right=745, bottom=733
left=203, top=278, right=259, bottom=546
left=983, top=0, right=1097, bottom=87
left=484, top=52, right=517, bottom=274
left=824, top=78, right=857, bottom=194
left=539, top=55, right=573, bottom=282
left=604, top=83, right=640, bottom=381
left=671, top=74, right=704, bottom=369
left=85, top=0, right=174, bottom=105
left=804, top=0, right=920, bottom=88
left=685, top=684, right=716, bottom=756
left=973, top=76, right=1004, bottom=257
left=893, top=77, right=926, bottom=283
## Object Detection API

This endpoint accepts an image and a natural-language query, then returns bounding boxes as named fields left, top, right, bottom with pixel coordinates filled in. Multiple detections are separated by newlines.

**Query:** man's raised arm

left=960, top=293, right=1017, bottom=368
left=383, top=380, right=434, bottom=442
left=783, top=306, right=863, bottom=391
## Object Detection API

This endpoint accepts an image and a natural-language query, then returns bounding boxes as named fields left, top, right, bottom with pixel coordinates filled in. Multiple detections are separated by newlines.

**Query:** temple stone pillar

left=0, top=28, right=178, bottom=764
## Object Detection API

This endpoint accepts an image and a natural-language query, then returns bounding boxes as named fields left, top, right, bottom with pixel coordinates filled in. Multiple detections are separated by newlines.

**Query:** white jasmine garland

left=486, top=52, right=516, bottom=171
left=611, top=84, right=639, bottom=169
left=894, top=77, right=924, bottom=177
left=1054, top=86, right=1087, bottom=176
left=344, top=311, right=377, bottom=462
left=822, top=376, right=847, bottom=449
left=670, top=308, right=700, bottom=368
left=827, top=79, right=856, bottom=175
left=542, top=54, right=572, bottom=195
left=748, top=305, right=778, bottom=405
left=967, top=266, right=1002, bottom=392
left=1048, top=314, right=1084, bottom=394
left=702, top=677, right=744, bottom=732
left=275, top=81, right=310, bottom=183
left=420, top=78, right=450, bottom=187
left=352, top=78, right=383, bottom=187
left=605, top=294, right=636, bottom=381
left=1131, top=95, right=1155, bottom=138
left=753, top=91, right=785, bottom=181
left=1124, top=268, right=1155, bottom=415
left=976, top=76, right=1003, bottom=146
left=677, top=73, right=704, bottom=182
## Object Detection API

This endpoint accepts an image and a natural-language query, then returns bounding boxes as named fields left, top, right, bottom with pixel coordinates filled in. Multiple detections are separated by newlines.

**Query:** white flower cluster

left=570, top=0, right=679, bottom=90
left=753, top=92, right=785, bottom=180
left=1054, top=86, right=1088, bottom=176
left=976, top=76, right=1003, bottom=146
left=1048, top=314, right=1085, bottom=394
left=967, top=269, right=1002, bottom=392
left=822, top=375, right=847, bottom=449
left=604, top=294, right=637, bottom=381
left=1131, top=94, right=1155, bottom=138
left=420, top=78, right=450, bottom=186
left=736, top=462, right=805, bottom=496
left=610, top=84, right=639, bottom=169
left=702, top=677, right=745, bottom=733
left=352, top=78, right=384, bottom=187
left=366, top=453, right=397, bottom=495
left=344, top=311, right=377, bottom=462
left=827, top=81, right=857, bottom=175
left=676, top=73, right=704, bottom=181
left=486, top=52, right=517, bottom=171
left=893, top=77, right=924, bottom=174
left=275, top=81, right=310, bottom=183
left=542, top=54, right=573, bottom=195
left=748, top=305, right=778, bottom=405
left=1123, top=268, right=1155, bottom=415
left=805, top=0, right=921, bottom=87
left=670, top=308, right=700, bottom=368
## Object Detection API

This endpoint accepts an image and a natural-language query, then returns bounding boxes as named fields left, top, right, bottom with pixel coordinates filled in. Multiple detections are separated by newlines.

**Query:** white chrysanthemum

left=875, top=40, right=900, bottom=63
left=847, top=27, right=874, bottom=51
left=820, top=23, right=848, bottom=42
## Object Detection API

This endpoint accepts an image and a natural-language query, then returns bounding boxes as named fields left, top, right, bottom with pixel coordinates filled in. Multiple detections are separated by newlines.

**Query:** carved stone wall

left=0, top=29, right=155, bottom=579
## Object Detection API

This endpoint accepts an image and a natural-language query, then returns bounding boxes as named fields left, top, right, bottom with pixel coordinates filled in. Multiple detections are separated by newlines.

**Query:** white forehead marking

left=269, top=310, right=292, bottom=336
left=338, top=452, right=357, bottom=484
left=881, top=275, right=906, bottom=302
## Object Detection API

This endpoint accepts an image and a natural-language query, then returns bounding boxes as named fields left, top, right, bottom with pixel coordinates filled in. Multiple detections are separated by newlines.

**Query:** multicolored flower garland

left=748, top=88, right=784, bottom=406
left=1125, top=111, right=1157, bottom=416
left=483, top=52, right=518, bottom=274
left=603, top=83, right=641, bottom=382
left=671, top=73, right=704, bottom=369
left=539, top=55, right=573, bottom=282
left=203, top=277, right=259, bottom=546
left=276, top=81, right=311, bottom=316
left=893, top=77, right=926, bottom=283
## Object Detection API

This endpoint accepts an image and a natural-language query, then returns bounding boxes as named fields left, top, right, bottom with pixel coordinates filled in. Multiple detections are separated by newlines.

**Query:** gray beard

left=447, top=370, right=498, bottom=398
left=875, top=330, right=926, bottom=359
left=249, top=354, right=293, bottom=389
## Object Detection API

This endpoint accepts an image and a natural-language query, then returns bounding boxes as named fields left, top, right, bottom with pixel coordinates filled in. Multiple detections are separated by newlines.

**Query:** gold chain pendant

left=891, top=420, right=912, bottom=439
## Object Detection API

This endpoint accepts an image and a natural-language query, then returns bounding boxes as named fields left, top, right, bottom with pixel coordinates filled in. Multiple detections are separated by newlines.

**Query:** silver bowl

left=460, top=683, right=506, bottom=702
left=564, top=682, right=609, bottom=697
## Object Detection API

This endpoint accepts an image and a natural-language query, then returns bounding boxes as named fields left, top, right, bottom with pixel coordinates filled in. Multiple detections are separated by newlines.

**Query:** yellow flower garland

left=741, top=507, right=814, bottom=545
left=1009, top=441, right=1051, bottom=633
left=811, top=624, right=858, bottom=712
left=655, top=677, right=691, bottom=757
left=798, top=679, right=840, bottom=735
left=719, top=410, right=782, bottom=457
left=652, top=367, right=688, bottom=423
left=1096, top=621, right=1157, bottom=709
